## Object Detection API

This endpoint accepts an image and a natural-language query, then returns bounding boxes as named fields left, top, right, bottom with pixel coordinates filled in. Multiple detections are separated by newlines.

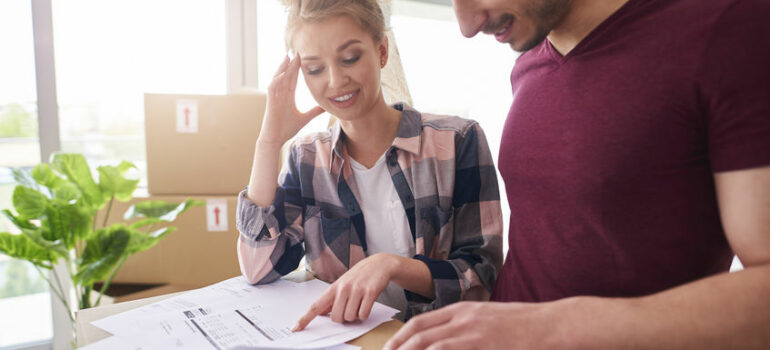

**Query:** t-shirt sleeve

left=699, top=0, right=770, bottom=172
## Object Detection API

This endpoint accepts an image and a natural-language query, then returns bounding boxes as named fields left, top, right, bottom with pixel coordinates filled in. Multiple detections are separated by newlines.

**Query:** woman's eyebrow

left=337, top=39, right=362, bottom=52
left=301, top=39, right=362, bottom=61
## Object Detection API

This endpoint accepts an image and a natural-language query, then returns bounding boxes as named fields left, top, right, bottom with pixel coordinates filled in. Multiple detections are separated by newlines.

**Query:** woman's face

left=293, top=15, right=386, bottom=121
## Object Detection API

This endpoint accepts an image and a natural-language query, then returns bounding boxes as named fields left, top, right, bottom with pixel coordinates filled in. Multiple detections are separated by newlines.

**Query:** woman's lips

left=328, top=89, right=359, bottom=109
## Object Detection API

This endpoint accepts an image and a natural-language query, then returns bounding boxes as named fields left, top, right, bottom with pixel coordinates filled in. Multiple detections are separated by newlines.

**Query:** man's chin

left=508, top=32, right=549, bottom=52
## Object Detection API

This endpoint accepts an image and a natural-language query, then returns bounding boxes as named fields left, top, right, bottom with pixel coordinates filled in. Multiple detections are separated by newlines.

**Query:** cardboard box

left=101, top=195, right=242, bottom=286
left=144, top=93, right=266, bottom=195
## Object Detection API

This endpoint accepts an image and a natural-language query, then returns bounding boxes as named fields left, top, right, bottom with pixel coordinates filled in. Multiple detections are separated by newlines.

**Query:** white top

left=349, top=153, right=415, bottom=318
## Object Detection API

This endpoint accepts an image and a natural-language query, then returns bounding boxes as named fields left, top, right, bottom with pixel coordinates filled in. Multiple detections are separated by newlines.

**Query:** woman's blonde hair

left=282, top=0, right=386, bottom=50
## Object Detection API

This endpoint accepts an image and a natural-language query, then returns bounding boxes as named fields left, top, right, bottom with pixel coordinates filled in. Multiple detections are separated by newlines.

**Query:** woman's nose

left=328, top=66, right=349, bottom=89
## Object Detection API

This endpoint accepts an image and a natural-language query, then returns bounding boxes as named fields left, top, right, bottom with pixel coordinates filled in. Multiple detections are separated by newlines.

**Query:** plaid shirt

left=236, top=104, right=503, bottom=318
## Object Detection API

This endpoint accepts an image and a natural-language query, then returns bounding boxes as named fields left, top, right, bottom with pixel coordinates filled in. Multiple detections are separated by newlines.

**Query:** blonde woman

left=236, top=0, right=502, bottom=329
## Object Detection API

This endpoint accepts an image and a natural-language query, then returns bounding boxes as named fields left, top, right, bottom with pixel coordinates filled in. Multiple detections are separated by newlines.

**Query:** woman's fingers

left=302, top=106, right=325, bottom=121
left=330, top=286, right=350, bottom=323
left=358, top=291, right=376, bottom=321
left=273, top=55, right=290, bottom=78
left=344, top=289, right=364, bottom=322
left=293, top=290, right=334, bottom=332
left=288, top=55, right=302, bottom=93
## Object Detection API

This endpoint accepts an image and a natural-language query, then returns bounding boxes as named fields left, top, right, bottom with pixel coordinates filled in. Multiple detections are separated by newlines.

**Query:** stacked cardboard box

left=108, top=93, right=266, bottom=287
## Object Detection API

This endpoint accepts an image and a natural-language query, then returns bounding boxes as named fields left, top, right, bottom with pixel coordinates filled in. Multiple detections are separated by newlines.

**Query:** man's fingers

left=293, top=292, right=333, bottom=332
left=383, top=305, right=458, bottom=350
left=391, top=320, right=464, bottom=350
left=426, top=337, right=479, bottom=350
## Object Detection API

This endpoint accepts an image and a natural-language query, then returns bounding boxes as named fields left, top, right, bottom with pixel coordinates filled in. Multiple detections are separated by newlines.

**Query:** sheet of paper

left=79, top=336, right=362, bottom=350
left=78, top=336, right=144, bottom=350
left=92, top=277, right=397, bottom=350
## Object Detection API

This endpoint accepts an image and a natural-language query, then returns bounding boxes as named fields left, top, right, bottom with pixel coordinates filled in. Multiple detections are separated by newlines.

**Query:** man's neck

left=547, top=0, right=630, bottom=56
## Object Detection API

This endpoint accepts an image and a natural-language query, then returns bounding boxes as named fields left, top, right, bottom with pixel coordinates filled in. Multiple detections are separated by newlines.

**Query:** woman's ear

left=379, top=35, right=389, bottom=68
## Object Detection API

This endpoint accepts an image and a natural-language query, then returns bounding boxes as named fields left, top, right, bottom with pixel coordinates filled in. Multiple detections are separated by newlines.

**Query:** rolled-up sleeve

left=236, top=145, right=306, bottom=285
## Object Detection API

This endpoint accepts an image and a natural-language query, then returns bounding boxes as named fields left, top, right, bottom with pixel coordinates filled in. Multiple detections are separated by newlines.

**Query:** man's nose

left=453, top=0, right=486, bottom=38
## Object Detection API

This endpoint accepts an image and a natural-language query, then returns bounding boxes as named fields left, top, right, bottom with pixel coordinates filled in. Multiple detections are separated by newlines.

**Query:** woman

left=236, top=0, right=503, bottom=329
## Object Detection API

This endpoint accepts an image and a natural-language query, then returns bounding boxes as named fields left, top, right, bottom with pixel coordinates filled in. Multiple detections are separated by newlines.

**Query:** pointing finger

left=293, top=290, right=334, bottom=332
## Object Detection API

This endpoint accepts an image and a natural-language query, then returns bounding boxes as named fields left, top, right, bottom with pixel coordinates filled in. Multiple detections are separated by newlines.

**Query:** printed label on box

left=176, top=99, right=199, bottom=133
left=206, top=199, right=228, bottom=232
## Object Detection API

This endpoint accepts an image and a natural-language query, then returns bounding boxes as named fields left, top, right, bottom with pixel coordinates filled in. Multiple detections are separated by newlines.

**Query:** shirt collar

left=328, top=103, right=423, bottom=170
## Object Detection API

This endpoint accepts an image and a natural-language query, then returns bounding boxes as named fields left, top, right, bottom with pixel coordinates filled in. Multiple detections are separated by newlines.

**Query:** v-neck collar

left=545, top=0, right=641, bottom=64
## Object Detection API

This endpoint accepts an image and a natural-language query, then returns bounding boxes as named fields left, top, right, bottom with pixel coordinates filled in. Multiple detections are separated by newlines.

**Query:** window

left=0, top=1, right=52, bottom=348
left=52, top=0, right=228, bottom=188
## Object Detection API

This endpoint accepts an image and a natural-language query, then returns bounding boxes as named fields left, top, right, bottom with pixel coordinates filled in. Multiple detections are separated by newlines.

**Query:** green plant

left=0, top=153, right=203, bottom=322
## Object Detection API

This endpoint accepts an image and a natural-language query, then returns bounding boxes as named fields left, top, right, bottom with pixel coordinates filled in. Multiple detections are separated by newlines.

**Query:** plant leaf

left=30, top=163, right=66, bottom=190
left=54, top=182, right=81, bottom=203
left=20, top=227, right=68, bottom=258
left=128, top=218, right=165, bottom=230
left=51, top=153, right=105, bottom=210
left=12, top=168, right=38, bottom=190
left=126, top=226, right=176, bottom=254
left=123, top=199, right=204, bottom=222
left=97, top=163, right=139, bottom=202
left=41, top=200, right=93, bottom=249
left=0, top=232, right=57, bottom=269
left=2, top=209, right=37, bottom=230
left=75, top=226, right=130, bottom=286
left=12, top=185, right=48, bottom=220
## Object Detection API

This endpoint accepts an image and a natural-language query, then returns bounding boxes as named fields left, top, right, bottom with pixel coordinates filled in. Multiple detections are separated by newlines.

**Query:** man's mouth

left=483, top=14, right=515, bottom=42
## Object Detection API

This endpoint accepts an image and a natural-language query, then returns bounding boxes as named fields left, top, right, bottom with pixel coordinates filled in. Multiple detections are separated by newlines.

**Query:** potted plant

left=0, top=153, right=202, bottom=335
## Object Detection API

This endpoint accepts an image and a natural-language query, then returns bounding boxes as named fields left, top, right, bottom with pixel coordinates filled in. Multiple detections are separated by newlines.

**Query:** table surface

left=75, top=271, right=403, bottom=350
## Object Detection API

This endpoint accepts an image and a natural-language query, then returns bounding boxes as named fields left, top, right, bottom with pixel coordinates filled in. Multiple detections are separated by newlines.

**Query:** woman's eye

left=342, top=56, right=360, bottom=65
left=306, top=67, right=323, bottom=75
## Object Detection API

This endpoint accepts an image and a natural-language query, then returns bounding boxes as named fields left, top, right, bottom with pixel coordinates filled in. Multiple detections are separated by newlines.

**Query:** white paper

left=80, top=336, right=361, bottom=350
left=78, top=336, right=144, bottom=350
left=92, top=277, right=397, bottom=350
left=206, top=199, right=229, bottom=231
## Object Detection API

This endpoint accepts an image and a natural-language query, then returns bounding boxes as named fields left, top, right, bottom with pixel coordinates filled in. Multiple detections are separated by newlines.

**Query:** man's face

left=452, top=0, right=570, bottom=52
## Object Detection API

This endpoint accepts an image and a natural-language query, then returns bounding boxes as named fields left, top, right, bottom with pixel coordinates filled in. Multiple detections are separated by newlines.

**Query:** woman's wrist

left=256, top=137, right=284, bottom=147
left=372, top=253, right=404, bottom=282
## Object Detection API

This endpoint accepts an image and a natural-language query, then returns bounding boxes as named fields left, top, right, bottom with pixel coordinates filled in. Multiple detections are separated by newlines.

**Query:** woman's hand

left=258, top=55, right=325, bottom=146
left=293, top=253, right=401, bottom=331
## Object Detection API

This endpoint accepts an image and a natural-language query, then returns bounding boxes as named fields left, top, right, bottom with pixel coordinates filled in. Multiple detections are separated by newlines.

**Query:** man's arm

left=384, top=166, right=770, bottom=350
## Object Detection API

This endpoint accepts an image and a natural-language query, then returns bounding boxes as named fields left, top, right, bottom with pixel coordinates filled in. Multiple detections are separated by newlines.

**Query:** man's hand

left=293, top=253, right=400, bottom=331
left=383, top=300, right=574, bottom=350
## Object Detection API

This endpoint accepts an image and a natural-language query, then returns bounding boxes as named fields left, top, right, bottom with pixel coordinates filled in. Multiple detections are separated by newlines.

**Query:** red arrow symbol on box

left=214, top=207, right=221, bottom=226
left=184, top=107, right=190, bottom=127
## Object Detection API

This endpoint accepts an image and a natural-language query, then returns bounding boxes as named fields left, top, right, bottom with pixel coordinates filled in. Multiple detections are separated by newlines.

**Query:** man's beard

left=514, top=0, right=570, bottom=52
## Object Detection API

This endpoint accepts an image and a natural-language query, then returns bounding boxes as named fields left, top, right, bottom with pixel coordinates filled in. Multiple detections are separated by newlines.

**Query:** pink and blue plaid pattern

left=236, top=104, right=503, bottom=318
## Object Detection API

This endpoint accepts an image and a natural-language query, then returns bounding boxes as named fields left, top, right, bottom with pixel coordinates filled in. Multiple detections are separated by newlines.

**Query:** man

left=384, top=0, right=770, bottom=349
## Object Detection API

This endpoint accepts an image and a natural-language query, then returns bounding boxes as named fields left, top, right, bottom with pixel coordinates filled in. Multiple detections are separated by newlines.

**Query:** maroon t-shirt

left=492, top=0, right=770, bottom=302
